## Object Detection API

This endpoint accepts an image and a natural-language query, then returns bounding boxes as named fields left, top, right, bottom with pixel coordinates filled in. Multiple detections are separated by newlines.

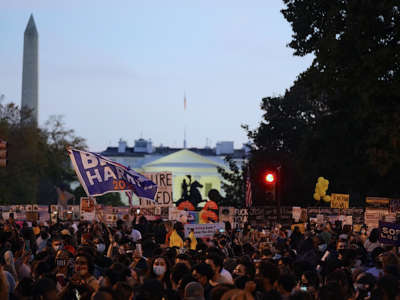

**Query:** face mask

left=318, top=244, right=327, bottom=252
left=153, top=265, right=166, bottom=276
left=97, top=243, right=105, bottom=253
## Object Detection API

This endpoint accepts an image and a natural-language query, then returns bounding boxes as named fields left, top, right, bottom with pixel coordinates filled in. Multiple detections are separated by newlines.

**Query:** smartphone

left=136, top=209, right=141, bottom=214
left=219, top=229, right=225, bottom=233
left=300, top=287, right=307, bottom=292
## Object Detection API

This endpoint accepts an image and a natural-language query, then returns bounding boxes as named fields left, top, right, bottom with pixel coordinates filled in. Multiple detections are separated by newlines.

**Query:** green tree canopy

left=0, top=103, right=86, bottom=204
left=247, top=1, right=400, bottom=206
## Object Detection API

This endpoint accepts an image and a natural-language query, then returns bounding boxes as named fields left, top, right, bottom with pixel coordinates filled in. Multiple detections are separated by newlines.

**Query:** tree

left=0, top=102, right=87, bottom=204
left=245, top=74, right=322, bottom=206
left=247, top=1, right=400, bottom=205
left=217, top=156, right=247, bottom=208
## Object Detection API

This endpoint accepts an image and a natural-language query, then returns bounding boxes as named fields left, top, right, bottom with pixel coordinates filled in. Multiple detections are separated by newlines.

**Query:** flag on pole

left=184, top=94, right=187, bottom=111
left=68, top=148, right=158, bottom=201
left=245, top=176, right=252, bottom=208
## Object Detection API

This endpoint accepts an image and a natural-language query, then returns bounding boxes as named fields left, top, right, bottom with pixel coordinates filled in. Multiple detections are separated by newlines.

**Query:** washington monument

left=21, top=14, right=39, bottom=123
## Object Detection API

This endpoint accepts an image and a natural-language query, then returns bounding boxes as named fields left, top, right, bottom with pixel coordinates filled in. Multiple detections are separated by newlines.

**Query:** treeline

left=247, top=1, right=400, bottom=206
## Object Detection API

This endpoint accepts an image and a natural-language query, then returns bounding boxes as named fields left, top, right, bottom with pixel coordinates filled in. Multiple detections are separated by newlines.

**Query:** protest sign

left=291, top=223, right=305, bottom=234
left=68, top=149, right=157, bottom=200
left=169, top=207, right=188, bottom=223
left=219, top=207, right=235, bottom=226
left=80, top=197, right=96, bottom=221
left=26, top=212, right=38, bottom=222
left=184, top=223, right=225, bottom=238
left=316, top=214, right=324, bottom=224
left=389, top=199, right=400, bottom=213
left=366, top=197, right=390, bottom=208
left=187, top=211, right=199, bottom=224
left=139, top=172, right=173, bottom=207
left=365, top=208, right=390, bottom=232
left=292, top=207, right=302, bottom=222
left=233, top=208, right=248, bottom=228
left=331, top=194, right=349, bottom=209
left=379, top=221, right=400, bottom=245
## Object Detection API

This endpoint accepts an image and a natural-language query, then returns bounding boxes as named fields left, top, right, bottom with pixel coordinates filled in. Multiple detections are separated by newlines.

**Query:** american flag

left=245, top=176, right=252, bottom=208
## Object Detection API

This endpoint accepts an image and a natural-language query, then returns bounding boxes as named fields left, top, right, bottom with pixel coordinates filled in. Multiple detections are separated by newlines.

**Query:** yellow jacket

left=169, top=229, right=184, bottom=248
left=189, top=231, right=197, bottom=250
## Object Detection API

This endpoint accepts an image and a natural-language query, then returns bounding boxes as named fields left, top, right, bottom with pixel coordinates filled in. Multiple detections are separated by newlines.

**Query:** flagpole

left=183, top=92, right=187, bottom=149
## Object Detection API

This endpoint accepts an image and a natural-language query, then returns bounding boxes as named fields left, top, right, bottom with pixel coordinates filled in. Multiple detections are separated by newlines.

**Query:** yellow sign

left=366, top=197, right=390, bottom=205
left=330, top=193, right=349, bottom=209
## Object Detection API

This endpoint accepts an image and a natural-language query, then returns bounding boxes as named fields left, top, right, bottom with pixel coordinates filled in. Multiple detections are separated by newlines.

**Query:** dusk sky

left=0, top=0, right=313, bottom=151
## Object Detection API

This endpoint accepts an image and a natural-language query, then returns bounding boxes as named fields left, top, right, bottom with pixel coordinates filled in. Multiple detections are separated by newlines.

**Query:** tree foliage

left=0, top=103, right=86, bottom=204
left=247, top=1, right=400, bottom=206
left=217, top=156, right=247, bottom=208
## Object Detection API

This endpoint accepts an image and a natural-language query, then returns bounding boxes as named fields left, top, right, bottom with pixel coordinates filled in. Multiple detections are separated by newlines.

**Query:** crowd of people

left=0, top=212, right=399, bottom=300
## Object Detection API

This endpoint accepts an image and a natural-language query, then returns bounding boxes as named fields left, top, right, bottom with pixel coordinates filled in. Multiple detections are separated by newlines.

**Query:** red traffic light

left=264, top=172, right=275, bottom=184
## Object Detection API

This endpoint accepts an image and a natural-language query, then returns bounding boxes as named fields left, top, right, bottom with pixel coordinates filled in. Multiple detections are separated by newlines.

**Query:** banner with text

left=184, top=223, right=225, bottom=238
left=68, top=149, right=157, bottom=200
left=139, top=172, right=173, bottom=207
left=331, top=193, right=349, bottom=209
left=379, top=221, right=400, bottom=245
left=80, top=197, right=96, bottom=221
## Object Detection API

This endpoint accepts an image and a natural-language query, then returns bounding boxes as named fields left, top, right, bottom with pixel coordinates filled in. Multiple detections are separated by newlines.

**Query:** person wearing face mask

left=148, top=256, right=172, bottom=291
left=50, top=236, right=63, bottom=254
left=94, top=238, right=106, bottom=254
left=74, top=253, right=99, bottom=292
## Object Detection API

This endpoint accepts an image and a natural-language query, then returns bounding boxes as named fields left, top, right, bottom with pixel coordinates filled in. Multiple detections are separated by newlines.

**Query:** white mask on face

left=153, top=265, right=166, bottom=276
left=97, top=243, right=105, bottom=253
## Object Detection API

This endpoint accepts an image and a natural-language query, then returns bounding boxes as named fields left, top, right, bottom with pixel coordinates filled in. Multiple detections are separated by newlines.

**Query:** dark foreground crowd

left=0, top=213, right=399, bottom=300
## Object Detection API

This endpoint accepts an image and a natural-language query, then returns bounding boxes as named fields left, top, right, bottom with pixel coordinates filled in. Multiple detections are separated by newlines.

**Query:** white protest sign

left=139, top=172, right=173, bottom=207
left=80, top=197, right=96, bottom=221
left=292, top=207, right=302, bottom=222
left=184, top=223, right=225, bottom=238
left=343, top=215, right=353, bottom=226
left=316, top=214, right=324, bottom=224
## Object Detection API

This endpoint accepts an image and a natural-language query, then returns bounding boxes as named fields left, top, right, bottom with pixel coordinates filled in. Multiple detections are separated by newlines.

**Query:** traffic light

left=0, top=140, right=7, bottom=168
left=263, top=171, right=276, bottom=201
